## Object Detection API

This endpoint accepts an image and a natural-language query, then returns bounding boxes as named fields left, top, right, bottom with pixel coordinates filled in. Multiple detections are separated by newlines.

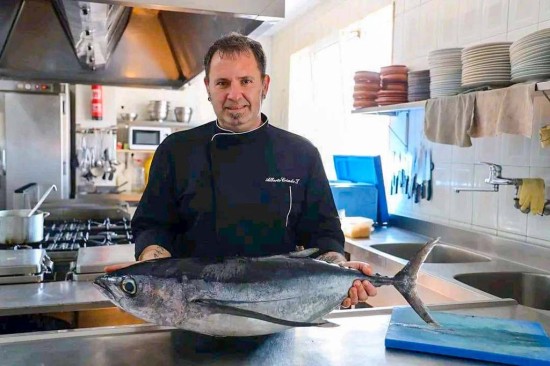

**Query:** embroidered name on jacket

left=265, top=177, right=300, bottom=184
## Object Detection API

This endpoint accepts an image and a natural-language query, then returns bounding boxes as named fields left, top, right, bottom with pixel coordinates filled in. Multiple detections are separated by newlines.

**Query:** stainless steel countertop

left=0, top=281, right=111, bottom=316
left=0, top=300, right=548, bottom=365
left=344, top=226, right=550, bottom=318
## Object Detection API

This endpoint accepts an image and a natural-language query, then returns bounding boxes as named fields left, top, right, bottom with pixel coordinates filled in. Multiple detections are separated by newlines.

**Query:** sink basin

left=370, top=243, right=490, bottom=263
left=454, top=272, right=550, bottom=310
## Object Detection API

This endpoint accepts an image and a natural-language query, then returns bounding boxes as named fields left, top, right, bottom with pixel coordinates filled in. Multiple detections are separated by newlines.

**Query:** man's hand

left=103, top=245, right=171, bottom=273
left=339, top=261, right=377, bottom=308
left=316, top=252, right=377, bottom=308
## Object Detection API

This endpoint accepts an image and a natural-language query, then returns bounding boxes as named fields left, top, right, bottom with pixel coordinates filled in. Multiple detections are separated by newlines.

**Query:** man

left=128, top=33, right=376, bottom=308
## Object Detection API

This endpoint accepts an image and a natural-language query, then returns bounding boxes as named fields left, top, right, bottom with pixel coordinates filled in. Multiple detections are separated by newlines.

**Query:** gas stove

left=9, top=218, right=133, bottom=260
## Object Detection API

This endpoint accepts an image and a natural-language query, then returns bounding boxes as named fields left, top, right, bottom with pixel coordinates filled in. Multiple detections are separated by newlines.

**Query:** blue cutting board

left=385, top=307, right=550, bottom=365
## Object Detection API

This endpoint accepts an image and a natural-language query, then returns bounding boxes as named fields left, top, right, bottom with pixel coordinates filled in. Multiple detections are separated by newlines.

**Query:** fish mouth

left=93, top=275, right=121, bottom=302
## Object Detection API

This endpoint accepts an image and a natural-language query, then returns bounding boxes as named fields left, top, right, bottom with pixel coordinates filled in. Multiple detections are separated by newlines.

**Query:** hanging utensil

left=27, top=184, right=57, bottom=217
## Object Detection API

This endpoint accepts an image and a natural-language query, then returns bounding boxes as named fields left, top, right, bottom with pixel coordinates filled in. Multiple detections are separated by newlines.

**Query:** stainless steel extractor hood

left=0, top=0, right=284, bottom=88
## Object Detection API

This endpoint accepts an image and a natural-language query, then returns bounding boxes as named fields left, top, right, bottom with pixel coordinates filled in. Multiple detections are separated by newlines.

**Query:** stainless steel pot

left=0, top=209, right=50, bottom=244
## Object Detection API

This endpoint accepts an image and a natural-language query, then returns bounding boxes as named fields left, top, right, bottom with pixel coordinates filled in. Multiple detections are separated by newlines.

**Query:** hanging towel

left=518, top=178, right=546, bottom=215
left=470, top=83, right=536, bottom=138
left=424, top=93, right=476, bottom=147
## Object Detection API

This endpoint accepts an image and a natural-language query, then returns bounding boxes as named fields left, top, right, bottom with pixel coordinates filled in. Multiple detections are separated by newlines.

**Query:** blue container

left=330, top=182, right=378, bottom=220
left=330, top=155, right=389, bottom=224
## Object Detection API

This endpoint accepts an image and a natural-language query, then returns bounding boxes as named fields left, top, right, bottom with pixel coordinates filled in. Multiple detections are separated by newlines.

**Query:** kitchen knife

left=426, top=149, right=433, bottom=201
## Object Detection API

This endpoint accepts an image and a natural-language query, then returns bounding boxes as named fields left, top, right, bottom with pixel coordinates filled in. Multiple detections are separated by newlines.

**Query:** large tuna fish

left=94, top=238, right=440, bottom=336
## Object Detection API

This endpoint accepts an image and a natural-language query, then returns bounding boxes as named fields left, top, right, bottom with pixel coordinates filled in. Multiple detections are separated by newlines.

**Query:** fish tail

left=392, top=237, right=441, bottom=326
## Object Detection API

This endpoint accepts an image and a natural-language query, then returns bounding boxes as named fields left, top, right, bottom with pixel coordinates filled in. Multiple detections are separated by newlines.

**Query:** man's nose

left=227, top=82, right=244, bottom=100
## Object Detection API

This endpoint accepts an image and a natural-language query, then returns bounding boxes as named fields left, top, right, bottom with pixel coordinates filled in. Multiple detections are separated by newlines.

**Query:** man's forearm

left=317, top=251, right=346, bottom=264
left=138, top=245, right=172, bottom=261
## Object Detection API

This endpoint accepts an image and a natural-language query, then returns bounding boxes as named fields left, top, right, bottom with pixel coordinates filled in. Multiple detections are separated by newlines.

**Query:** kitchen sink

left=370, top=243, right=490, bottom=263
left=454, top=272, right=550, bottom=310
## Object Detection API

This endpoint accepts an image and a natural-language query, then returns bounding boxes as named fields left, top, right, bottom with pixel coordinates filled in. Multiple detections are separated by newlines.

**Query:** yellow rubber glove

left=518, top=181, right=533, bottom=213
left=529, top=178, right=546, bottom=215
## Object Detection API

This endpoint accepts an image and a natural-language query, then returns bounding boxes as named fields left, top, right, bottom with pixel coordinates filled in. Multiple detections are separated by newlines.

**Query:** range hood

left=0, top=0, right=284, bottom=88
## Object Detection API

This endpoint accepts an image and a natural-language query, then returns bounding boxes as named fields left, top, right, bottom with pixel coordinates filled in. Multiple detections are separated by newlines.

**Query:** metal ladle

left=27, top=184, right=58, bottom=217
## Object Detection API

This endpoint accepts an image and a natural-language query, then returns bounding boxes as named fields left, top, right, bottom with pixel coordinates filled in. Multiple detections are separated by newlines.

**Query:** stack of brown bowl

left=376, top=65, right=408, bottom=106
left=353, top=71, right=380, bottom=109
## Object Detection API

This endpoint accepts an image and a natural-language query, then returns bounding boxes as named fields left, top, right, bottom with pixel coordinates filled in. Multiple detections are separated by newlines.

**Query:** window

left=288, top=5, right=394, bottom=179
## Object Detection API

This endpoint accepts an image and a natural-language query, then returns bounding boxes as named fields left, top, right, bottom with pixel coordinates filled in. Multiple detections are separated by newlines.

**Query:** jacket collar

left=211, top=114, right=269, bottom=143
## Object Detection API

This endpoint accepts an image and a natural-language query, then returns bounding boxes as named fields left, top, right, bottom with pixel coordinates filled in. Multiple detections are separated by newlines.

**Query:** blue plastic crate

left=331, top=155, right=389, bottom=224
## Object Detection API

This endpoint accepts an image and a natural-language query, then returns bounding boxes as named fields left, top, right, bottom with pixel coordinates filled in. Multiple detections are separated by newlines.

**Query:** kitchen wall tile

left=506, top=24, right=538, bottom=42
left=436, top=0, right=459, bottom=48
left=403, top=7, right=421, bottom=61
left=473, top=136, right=499, bottom=164
left=420, top=162, right=451, bottom=219
left=431, top=142, right=452, bottom=164
left=457, top=0, right=482, bottom=45
left=528, top=237, right=550, bottom=249
left=418, top=1, right=438, bottom=56
left=471, top=164, right=499, bottom=229
left=449, top=221, right=472, bottom=231
left=540, top=0, right=550, bottom=22
left=451, top=145, right=475, bottom=164
left=497, top=231, right=527, bottom=242
left=404, top=0, right=421, bottom=11
left=530, top=95, right=550, bottom=167
left=393, top=15, right=405, bottom=64
left=539, top=19, right=550, bottom=30
left=507, top=0, right=540, bottom=32
left=497, top=166, right=529, bottom=235
left=394, top=0, right=406, bottom=15
left=405, top=56, right=430, bottom=71
left=481, top=0, right=509, bottom=38
left=526, top=167, right=550, bottom=241
left=499, top=134, right=531, bottom=166
left=471, top=225, right=498, bottom=236
left=480, top=33, right=509, bottom=43
left=449, top=164, right=474, bottom=224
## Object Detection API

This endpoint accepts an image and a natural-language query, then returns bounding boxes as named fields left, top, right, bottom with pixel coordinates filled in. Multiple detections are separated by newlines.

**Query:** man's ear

left=262, top=74, right=271, bottom=97
left=204, top=77, right=211, bottom=101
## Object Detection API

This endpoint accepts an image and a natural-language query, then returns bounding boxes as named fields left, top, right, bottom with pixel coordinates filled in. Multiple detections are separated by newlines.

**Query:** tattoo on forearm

left=153, top=247, right=168, bottom=258
left=317, top=252, right=346, bottom=264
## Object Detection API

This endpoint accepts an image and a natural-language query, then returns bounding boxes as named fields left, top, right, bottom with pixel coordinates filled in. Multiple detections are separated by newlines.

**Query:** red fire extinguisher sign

left=91, top=84, right=103, bottom=120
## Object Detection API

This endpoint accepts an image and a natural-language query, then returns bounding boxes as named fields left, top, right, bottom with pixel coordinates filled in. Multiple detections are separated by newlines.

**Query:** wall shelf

left=351, top=100, right=426, bottom=116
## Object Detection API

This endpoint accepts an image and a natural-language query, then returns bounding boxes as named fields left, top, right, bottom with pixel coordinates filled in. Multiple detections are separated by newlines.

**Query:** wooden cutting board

left=385, top=307, right=550, bottom=365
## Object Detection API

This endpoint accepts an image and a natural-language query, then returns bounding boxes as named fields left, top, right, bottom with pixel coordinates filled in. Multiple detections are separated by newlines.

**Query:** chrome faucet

left=454, top=162, right=522, bottom=193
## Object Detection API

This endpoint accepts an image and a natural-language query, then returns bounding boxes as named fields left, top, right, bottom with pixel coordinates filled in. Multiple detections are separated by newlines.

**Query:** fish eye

left=121, top=277, right=137, bottom=295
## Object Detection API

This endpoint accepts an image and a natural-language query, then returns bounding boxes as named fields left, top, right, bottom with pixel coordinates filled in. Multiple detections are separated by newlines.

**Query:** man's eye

left=242, top=79, right=253, bottom=85
left=216, top=81, right=228, bottom=87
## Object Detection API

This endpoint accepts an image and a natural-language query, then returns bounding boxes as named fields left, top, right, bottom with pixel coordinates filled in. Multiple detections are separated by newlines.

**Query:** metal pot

left=0, top=209, right=50, bottom=244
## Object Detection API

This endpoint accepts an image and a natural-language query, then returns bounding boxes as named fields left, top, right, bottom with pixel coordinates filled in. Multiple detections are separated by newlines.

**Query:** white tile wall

left=481, top=0, right=509, bottom=39
left=507, top=0, right=540, bottom=31
left=436, top=0, right=460, bottom=48
left=540, top=1, right=550, bottom=23
left=457, top=0, right=483, bottom=45
left=388, top=0, right=550, bottom=247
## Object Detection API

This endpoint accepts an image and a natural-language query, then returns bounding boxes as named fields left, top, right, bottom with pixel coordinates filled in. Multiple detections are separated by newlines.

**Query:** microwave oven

left=126, top=126, right=172, bottom=150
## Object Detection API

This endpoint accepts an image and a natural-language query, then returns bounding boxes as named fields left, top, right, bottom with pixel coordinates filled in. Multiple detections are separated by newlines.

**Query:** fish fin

left=394, top=287, right=440, bottom=327
left=288, top=248, right=319, bottom=258
left=392, top=237, right=440, bottom=326
left=193, top=299, right=328, bottom=327
left=394, top=237, right=440, bottom=282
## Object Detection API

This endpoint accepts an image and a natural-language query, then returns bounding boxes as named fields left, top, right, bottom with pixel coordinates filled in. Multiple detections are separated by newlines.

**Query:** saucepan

left=0, top=209, right=50, bottom=244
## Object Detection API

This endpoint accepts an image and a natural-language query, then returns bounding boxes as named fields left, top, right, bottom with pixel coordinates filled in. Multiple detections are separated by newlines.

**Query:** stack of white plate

left=428, top=48, right=463, bottom=97
left=461, top=42, right=512, bottom=88
left=510, top=28, right=550, bottom=83
left=408, top=70, right=430, bottom=101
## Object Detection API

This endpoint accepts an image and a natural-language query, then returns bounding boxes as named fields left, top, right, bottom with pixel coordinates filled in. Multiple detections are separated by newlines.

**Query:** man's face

left=204, top=50, right=270, bottom=132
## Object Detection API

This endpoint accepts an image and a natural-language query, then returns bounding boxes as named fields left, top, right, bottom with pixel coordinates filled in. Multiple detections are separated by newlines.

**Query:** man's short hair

left=203, top=32, right=266, bottom=80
